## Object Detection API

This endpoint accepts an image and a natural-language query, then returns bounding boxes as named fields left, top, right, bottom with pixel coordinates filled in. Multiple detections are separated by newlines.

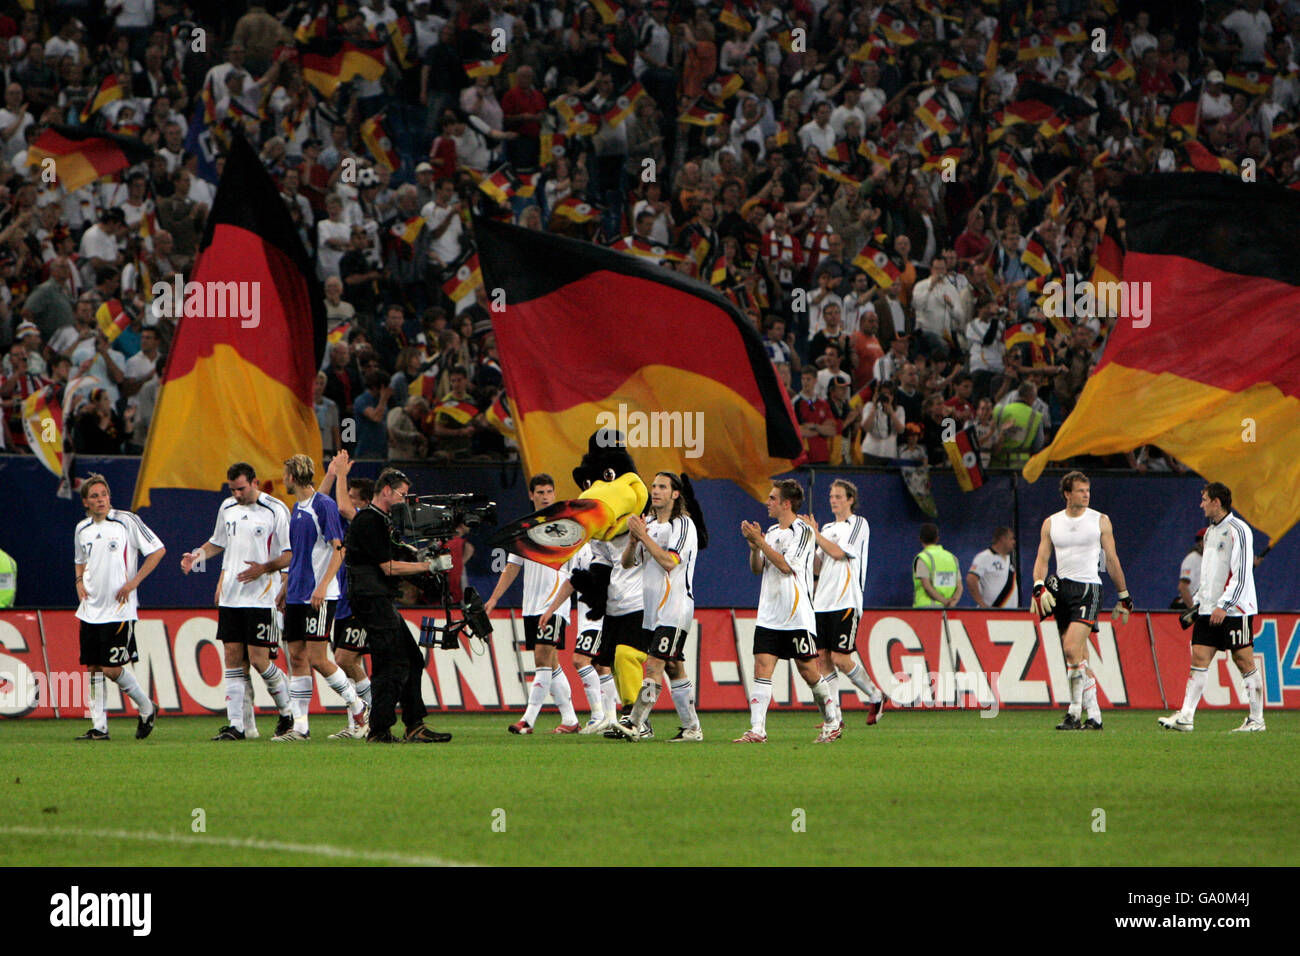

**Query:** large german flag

left=474, top=217, right=803, bottom=499
left=133, top=132, right=325, bottom=509
left=1025, top=174, right=1300, bottom=541
left=26, top=126, right=152, bottom=194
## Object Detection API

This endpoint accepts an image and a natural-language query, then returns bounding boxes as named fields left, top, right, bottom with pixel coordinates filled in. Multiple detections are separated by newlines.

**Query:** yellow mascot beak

left=580, top=473, right=648, bottom=540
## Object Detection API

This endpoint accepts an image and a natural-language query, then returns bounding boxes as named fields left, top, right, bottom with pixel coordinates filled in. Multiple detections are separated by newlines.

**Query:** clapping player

left=737, top=480, right=842, bottom=743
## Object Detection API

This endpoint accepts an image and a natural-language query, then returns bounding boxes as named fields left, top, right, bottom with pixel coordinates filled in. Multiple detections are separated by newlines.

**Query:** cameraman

left=859, top=379, right=905, bottom=462
left=345, top=469, right=452, bottom=744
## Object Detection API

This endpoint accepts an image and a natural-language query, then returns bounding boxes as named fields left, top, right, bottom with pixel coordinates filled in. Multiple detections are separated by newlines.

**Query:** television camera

left=388, top=493, right=497, bottom=650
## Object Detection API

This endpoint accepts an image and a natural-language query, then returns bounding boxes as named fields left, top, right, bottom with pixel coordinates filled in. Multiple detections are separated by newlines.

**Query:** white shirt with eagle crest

left=75, top=510, right=164, bottom=623
left=756, top=519, right=817, bottom=631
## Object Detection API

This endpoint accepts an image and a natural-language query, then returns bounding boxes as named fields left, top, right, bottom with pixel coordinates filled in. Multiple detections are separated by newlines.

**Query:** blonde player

left=805, top=478, right=884, bottom=730
left=73, top=474, right=165, bottom=740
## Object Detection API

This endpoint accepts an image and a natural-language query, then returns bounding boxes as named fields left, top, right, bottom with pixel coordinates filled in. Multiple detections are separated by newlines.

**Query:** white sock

left=669, top=678, right=698, bottom=729
left=576, top=665, right=604, bottom=720
left=812, top=675, right=840, bottom=725
left=1067, top=663, right=1085, bottom=718
left=630, top=678, right=660, bottom=726
left=600, top=673, right=619, bottom=717
left=749, top=677, right=772, bottom=735
left=224, top=667, right=246, bottom=731
left=324, top=667, right=363, bottom=715
left=290, top=675, right=312, bottom=733
left=1081, top=672, right=1100, bottom=722
left=89, top=672, right=107, bottom=733
left=354, top=677, right=372, bottom=705
left=242, top=671, right=256, bottom=732
left=522, top=667, right=553, bottom=726
left=1241, top=668, right=1263, bottom=723
left=844, top=662, right=883, bottom=702
left=260, top=663, right=292, bottom=716
left=1182, top=666, right=1209, bottom=717
left=550, top=667, right=578, bottom=725
left=113, top=667, right=153, bottom=717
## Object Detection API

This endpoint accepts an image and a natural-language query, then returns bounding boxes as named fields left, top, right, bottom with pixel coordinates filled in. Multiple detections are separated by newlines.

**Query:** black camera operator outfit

left=345, top=503, right=446, bottom=742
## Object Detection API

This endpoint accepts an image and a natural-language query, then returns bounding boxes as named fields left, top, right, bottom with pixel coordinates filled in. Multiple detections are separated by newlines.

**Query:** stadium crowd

left=0, top=0, right=1296, bottom=472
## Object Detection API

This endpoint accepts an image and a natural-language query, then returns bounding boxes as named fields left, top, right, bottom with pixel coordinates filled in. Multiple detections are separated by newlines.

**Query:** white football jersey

left=589, top=532, right=646, bottom=615
left=75, top=510, right=165, bottom=624
left=508, top=552, right=571, bottom=620
left=812, top=514, right=870, bottom=613
left=1179, top=549, right=1201, bottom=600
left=569, top=542, right=598, bottom=632
left=1197, top=512, right=1256, bottom=616
left=968, top=547, right=1017, bottom=608
left=1050, top=508, right=1102, bottom=584
left=639, top=515, right=698, bottom=631
left=209, top=493, right=292, bottom=608
left=756, top=519, right=817, bottom=632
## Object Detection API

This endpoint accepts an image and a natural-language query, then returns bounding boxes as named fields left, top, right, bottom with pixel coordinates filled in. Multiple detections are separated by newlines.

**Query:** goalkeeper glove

left=1032, top=580, right=1055, bottom=619
left=1112, top=590, right=1134, bottom=624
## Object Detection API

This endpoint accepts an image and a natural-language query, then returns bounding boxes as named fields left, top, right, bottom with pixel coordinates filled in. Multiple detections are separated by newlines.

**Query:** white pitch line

left=0, top=825, right=478, bottom=867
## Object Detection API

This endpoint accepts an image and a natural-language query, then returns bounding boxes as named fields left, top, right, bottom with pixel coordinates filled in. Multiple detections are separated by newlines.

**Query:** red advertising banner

left=0, top=611, right=54, bottom=718
left=5, top=609, right=1295, bottom=719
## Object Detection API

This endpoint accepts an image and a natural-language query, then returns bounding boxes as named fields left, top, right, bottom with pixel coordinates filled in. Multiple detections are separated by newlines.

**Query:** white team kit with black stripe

left=75, top=510, right=165, bottom=624
left=639, top=514, right=698, bottom=632
left=757, top=520, right=817, bottom=632
left=210, top=493, right=292, bottom=608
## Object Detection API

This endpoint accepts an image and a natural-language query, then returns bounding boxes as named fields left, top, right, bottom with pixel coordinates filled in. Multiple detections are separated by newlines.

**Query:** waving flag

left=486, top=392, right=517, bottom=440
left=441, top=250, right=483, bottom=302
left=720, top=2, right=752, bottom=33
left=474, top=216, right=803, bottom=499
left=23, top=387, right=66, bottom=480
left=26, top=126, right=152, bottom=193
left=360, top=113, right=399, bottom=171
left=95, top=299, right=132, bottom=340
left=80, top=74, right=124, bottom=123
left=944, top=428, right=984, bottom=492
left=1025, top=174, right=1300, bottom=541
left=133, top=131, right=325, bottom=509
left=299, top=39, right=387, bottom=97
left=463, top=53, right=508, bottom=78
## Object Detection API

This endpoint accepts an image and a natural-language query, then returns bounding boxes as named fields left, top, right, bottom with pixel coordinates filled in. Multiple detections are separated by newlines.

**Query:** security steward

left=344, top=468, right=452, bottom=743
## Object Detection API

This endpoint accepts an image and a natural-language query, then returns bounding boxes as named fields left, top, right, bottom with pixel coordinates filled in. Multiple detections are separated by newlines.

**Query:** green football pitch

left=1, top=711, right=1295, bottom=867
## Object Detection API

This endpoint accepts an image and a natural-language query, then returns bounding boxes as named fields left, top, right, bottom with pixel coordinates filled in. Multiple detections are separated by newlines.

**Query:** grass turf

left=1, top=710, right=1295, bottom=867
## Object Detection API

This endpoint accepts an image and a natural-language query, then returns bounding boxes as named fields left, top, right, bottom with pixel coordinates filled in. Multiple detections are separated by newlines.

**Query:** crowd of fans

left=1, top=0, right=1295, bottom=472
